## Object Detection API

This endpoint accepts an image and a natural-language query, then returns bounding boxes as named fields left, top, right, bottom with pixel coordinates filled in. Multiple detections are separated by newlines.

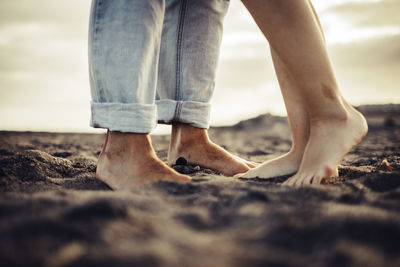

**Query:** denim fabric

left=89, top=0, right=229, bottom=133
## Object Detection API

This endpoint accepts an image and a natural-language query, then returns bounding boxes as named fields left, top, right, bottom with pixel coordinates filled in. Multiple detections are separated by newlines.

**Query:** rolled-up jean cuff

left=90, top=102, right=157, bottom=133
left=156, top=99, right=211, bottom=129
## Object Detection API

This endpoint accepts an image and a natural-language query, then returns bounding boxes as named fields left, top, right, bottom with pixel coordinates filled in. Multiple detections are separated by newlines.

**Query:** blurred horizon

left=0, top=0, right=399, bottom=134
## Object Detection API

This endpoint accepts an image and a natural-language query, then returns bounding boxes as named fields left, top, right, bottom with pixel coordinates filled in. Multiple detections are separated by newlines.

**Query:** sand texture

left=0, top=105, right=399, bottom=267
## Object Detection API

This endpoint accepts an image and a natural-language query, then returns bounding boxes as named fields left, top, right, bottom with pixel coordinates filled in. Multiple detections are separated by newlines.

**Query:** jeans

left=89, top=0, right=229, bottom=133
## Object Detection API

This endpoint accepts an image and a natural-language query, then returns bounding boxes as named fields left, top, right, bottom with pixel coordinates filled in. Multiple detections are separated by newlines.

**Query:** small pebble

left=379, top=159, right=393, bottom=172
left=175, top=157, right=188, bottom=166
left=173, top=165, right=192, bottom=174
left=194, top=166, right=201, bottom=171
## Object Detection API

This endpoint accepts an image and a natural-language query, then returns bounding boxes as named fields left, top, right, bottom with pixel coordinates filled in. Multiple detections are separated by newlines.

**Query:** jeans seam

left=173, top=101, right=183, bottom=121
left=175, top=0, right=188, bottom=101
left=90, top=0, right=103, bottom=101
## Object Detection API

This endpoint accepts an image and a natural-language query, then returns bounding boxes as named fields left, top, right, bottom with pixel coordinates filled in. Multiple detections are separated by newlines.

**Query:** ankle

left=171, top=123, right=208, bottom=147
left=105, top=131, right=153, bottom=155
left=309, top=106, right=349, bottom=125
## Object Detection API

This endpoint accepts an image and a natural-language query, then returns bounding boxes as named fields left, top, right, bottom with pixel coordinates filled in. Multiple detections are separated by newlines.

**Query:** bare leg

left=238, top=0, right=322, bottom=179
left=241, top=0, right=367, bottom=185
left=168, top=123, right=253, bottom=176
left=238, top=49, right=309, bottom=178
left=96, top=131, right=191, bottom=190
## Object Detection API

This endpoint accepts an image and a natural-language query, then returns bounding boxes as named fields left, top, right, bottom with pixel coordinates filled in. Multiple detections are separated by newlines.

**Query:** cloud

left=0, top=0, right=90, bottom=30
left=217, top=51, right=275, bottom=92
left=329, top=34, right=400, bottom=66
left=0, top=0, right=92, bottom=131
left=0, top=1, right=90, bottom=101
left=324, top=0, right=400, bottom=28
left=328, top=33, right=400, bottom=103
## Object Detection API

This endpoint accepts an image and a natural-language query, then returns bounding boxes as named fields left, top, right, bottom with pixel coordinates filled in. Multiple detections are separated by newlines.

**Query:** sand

left=0, top=104, right=399, bottom=267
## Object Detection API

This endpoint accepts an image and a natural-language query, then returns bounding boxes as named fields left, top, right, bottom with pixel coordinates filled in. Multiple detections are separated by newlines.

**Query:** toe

left=236, top=168, right=259, bottom=179
left=303, top=174, right=316, bottom=185
left=292, top=174, right=307, bottom=187
left=332, top=167, right=339, bottom=177
left=283, top=175, right=298, bottom=186
left=296, top=175, right=308, bottom=187
left=163, top=174, right=192, bottom=184
left=324, top=166, right=334, bottom=178
left=245, top=161, right=259, bottom=168
left=311, top=175, right=322, bottom=184
left=177, top=175, right=192, bottom=184
left=230, top=164, right=251, bottom=176
left=233, top=155, right=259, bottom=168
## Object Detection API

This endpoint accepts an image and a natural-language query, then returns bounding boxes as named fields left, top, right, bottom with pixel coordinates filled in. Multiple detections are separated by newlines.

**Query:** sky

left=0, top=0, right=399, bottom=133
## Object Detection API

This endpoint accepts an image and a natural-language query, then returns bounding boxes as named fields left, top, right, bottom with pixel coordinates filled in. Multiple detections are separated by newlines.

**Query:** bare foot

left=96, top=131, right=191, bottom=190
left=236, top=150, right=302, bottom=179
left=283, top=106, right=368, bottom=186
left=168, top=123, right=251, bottom=176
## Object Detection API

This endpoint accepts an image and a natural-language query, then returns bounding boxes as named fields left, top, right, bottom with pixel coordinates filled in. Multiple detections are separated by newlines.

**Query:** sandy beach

left=0, top=104, right=399, bottom=267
